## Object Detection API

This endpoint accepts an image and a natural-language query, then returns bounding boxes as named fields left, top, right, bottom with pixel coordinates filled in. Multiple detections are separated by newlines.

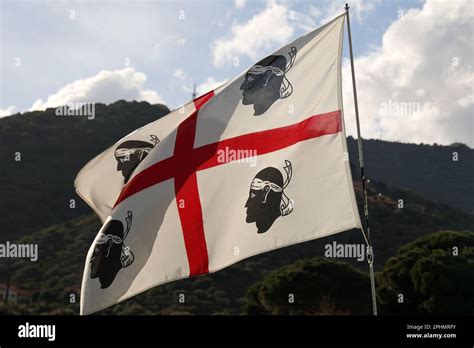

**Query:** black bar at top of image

left=0, top=315, right=472, bottom=345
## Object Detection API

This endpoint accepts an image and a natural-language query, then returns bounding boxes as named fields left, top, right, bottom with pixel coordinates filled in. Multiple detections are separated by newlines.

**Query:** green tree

left=245, top=257, right=372, bottom=315
left=377, top=231, right=474, bottom=314
left=0, top=302, right=30, bottom=315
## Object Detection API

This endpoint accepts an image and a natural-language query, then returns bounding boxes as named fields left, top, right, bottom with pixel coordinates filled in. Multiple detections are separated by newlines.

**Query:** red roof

left=0, top=283, right=33, bottom=297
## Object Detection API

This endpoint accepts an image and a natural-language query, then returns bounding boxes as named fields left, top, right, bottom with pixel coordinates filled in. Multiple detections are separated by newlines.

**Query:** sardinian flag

left=79, top=13, right=361, bottom=314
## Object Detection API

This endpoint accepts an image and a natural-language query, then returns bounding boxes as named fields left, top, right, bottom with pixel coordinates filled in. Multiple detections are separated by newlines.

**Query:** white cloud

left=235, top=0, right=247, bottom=9
left=342, top=0, right=474, bottom=146
left=0, top=106, right=16, bottom=118
left=172, top=67, right=193, bottom=92
left=196, top=77, right=228, bottom=95
left=212, top=0, right=378, bottom=69
left=173, top=68, right=186, bottom=80
left=29, top=68, right=163, bottom=111
left=212, top=0, right=294, bottom=67
left=288, top=7, right=318, bottom=33
left=317, top=0, right=380, bottom=25
left=173, top=68, right=226, bottom=96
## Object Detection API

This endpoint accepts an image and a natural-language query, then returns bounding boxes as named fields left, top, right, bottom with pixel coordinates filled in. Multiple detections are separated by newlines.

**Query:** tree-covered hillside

left=347, top=137, right=473, bottom=214
left=0, top=101, right=170, bottom=240
left=245, top=231, right=474, bottom=315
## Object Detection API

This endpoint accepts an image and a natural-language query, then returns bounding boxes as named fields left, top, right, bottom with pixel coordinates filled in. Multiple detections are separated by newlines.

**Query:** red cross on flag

left=78, top=13, right=361, bottom=315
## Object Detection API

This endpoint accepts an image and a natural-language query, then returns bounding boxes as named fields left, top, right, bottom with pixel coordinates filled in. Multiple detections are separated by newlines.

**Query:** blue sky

left=0, top=0, right=472, bottom=146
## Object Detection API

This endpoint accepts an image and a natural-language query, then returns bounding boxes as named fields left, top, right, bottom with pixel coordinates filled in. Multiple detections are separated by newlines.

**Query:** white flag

left=79, top=13, right=361, bottom=315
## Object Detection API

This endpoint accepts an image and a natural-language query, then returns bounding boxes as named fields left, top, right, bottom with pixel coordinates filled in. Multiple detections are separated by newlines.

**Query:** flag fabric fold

left=78, top=13, right=361, bottom=315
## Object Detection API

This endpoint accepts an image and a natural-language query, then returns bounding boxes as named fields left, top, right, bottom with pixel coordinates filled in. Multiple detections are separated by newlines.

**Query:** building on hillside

left=0, top=283, right=32, bottom=303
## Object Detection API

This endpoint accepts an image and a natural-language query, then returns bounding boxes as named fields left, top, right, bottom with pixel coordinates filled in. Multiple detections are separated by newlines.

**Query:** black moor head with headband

left=90, top=211, right=134, bottom=289
left=245, top=160, right=294, bottom=233
left=240, top=47, right=297, bottom=116
left=114, top=135, right=160, bottom=183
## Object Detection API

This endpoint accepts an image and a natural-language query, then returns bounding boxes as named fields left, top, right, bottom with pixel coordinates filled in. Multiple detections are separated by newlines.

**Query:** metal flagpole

left=344, top=3, right=378, bottom=316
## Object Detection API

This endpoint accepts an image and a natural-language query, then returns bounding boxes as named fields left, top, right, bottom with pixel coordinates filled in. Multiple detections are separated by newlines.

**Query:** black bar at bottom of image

left=0, top=315, right=472, bottom=345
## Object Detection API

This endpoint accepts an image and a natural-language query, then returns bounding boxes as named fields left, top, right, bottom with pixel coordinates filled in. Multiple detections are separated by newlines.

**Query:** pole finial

left=345, top=3, right=349, bottom=11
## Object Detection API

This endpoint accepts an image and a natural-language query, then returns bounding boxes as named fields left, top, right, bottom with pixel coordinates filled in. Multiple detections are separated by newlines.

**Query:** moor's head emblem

left=115, top=135, right=160, bottom=183
left=245, top=160, right=294, bottom=233
left=90, top=211, right=134, bottom=289
left=240, top=47, right=297, bottom=116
